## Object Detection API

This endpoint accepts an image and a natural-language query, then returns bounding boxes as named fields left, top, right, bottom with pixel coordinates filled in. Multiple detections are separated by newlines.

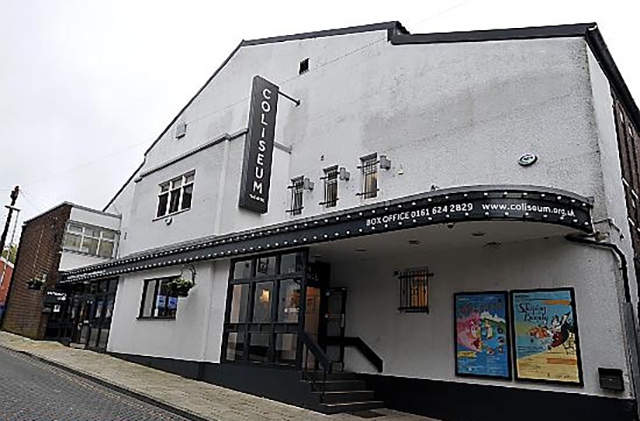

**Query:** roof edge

left=241, top=21, right=405, bottom=47
left=390, top=22, right=596, bottom=45
left=586, top=25, right=640, bottom=134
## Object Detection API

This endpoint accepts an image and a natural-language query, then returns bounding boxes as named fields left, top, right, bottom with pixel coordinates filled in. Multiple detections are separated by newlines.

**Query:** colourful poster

left=511, top=288, right=582, bottom=384
left=455, top=292, right=511, bottom=379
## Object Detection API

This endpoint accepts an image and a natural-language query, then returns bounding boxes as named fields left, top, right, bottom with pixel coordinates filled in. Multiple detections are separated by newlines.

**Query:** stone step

left=320, top=400, right=385, bottom=414
left=315, top=390, right=375, bottom=404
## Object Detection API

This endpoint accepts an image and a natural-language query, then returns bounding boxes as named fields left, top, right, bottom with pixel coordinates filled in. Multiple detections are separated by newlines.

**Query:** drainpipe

left=565, top=233, right=639, bottom=413
left=565, top=234, right=631, bottom=303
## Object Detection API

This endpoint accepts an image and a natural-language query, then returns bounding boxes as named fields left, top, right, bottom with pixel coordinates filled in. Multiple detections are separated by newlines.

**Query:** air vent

left=175, top=122, right=187, bottom=139
left=299, top=58, right=309, bottom=75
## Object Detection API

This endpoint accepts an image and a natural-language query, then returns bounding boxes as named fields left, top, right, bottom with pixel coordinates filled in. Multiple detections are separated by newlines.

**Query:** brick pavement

left=0, top=332, right=438, bottom=421
left=0, top=346, right=189, bottom=421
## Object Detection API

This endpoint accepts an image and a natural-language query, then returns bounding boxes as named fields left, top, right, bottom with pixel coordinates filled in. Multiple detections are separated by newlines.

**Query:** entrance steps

left=302, top=370, right=384, bottom=414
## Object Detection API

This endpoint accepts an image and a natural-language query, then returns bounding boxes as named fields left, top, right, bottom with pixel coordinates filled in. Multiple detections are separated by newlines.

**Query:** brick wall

left=1, top=204, right=71, bottom=339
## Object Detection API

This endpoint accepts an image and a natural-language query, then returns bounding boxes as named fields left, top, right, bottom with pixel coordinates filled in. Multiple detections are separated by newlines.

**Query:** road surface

left=0, top=346, right=189, bottom=421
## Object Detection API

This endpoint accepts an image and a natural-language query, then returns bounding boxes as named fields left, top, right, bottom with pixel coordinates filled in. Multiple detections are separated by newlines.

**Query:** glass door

left=322, top=287, right=347, bottom=370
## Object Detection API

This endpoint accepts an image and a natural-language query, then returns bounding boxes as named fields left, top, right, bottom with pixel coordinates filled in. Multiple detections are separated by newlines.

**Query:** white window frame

left=156, top=171, right=195, bottom=218
left=62, top=222, right=118, bottom=258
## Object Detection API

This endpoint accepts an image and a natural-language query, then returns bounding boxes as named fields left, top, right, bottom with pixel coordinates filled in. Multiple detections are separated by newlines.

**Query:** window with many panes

left=358, top=154, right=378, bottom=199
left=62, top=222, right=118, bottom=258
left=321, top=166, right=338, bottom=208
left=156, top=171, right=195, bottom=218
left=397, top=268, right=431, bottom=313
left=224, top=251, right=306, bottom=366
left=287, top=176, right=304, bottom=215
left=139, top=278, right=179, bottom=319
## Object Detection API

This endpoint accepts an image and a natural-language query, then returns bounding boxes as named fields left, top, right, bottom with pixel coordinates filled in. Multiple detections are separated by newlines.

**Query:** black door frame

left=319, top=287, right=347, bottom=368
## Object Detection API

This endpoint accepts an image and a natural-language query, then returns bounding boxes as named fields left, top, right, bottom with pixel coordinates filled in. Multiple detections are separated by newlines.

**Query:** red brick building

left=0, top=257, right=14, bottom=318
left=2, top=204, right=71, bottom=339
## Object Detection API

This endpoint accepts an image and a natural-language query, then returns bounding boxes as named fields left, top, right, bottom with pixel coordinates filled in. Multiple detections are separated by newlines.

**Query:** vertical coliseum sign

left=238, top=76, right=279, bottom=214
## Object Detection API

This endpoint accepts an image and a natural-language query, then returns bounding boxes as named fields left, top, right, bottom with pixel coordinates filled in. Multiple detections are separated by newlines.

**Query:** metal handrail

left=300, top=332, right=332, bottom=400
left=325, top=336, right=384, bottom=373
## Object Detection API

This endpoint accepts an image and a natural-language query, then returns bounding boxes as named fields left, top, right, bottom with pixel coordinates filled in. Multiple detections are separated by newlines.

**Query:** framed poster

left=510, top=288, right=583, bottom=385
left=454, top=292, right=511, bottom=379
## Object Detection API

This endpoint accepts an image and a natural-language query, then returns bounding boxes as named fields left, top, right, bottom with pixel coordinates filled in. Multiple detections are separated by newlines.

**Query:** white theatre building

left=59, top=21, right=640, bottom=421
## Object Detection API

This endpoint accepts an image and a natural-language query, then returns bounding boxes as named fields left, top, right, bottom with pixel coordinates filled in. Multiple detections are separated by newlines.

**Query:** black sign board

left=63, top=186, right=594, bottom=283
left=238, top=76, right=279, bottom=214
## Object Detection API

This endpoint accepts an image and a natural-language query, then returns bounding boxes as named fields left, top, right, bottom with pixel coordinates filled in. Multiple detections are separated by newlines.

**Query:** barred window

left=358, top=154, right=378, bottom=199
left=397, top=268, right=431, bottom=313
left=321, top=166, right=338, bottom=208
left=287, top=176, right=304, bottom=215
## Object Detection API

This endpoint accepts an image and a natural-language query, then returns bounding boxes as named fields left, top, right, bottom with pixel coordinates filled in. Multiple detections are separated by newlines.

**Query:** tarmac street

left=0, top=346, right=189, bottom=421
left=0, top=332, right=437, bottom=421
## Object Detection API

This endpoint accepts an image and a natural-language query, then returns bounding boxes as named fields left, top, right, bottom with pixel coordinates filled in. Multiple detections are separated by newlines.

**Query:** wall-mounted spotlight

left=303, top=177, right=314, bottom=191
left=339, top=167, right=351, bottom=181
left=379, top=155, right=392, bottom=170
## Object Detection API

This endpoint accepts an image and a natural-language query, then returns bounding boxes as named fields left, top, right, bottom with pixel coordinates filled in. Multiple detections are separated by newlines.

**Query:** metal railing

left=300, top=332, right=333, bottom=400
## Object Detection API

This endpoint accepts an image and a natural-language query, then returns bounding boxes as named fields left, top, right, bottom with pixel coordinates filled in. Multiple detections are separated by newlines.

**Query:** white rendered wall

left=107, top=260, right=229, bottom=362
left=104, top=169, right=140, bottom=257
left=334, top=237, right=631, bottom=399
left=113, top=32, right=608, bottom=254
left=58, top=206, right=122, bottom=271
left=587, top=48, right=638, bottom=309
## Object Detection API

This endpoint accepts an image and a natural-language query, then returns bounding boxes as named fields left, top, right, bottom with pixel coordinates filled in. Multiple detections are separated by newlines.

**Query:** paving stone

left=0, top=331, right=438, bottom=421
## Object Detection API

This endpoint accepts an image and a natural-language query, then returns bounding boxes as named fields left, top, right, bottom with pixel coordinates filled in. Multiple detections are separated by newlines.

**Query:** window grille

left=287, top=177, right=304, bottom=215
left=321, top=166, right=338, bottom=207
left=358, top=154, right=378, bottom=199
left=397, top=268, right=431, bottom=313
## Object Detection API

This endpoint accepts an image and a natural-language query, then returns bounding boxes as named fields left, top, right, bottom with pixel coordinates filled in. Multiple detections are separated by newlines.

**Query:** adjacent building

left=0, top=257, right=14, bottom=319
left=8, top=21, right=640, bottom=421
left=2, top=203, right=120, bottom=343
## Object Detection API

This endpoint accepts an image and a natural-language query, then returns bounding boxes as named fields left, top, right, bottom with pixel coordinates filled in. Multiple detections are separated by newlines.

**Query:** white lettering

left=255, top=167, right=264, bottom=179
left=261, top=100, right=271, bottom=113
left=258, top=140, right=266, bottom=152
left=257, top=153, right=264, bottom=165
left=261, top=113, right=268, bottom=126
left=253, top=181, right=263, bottom=194
left=263, top=88, right=272, bottom=100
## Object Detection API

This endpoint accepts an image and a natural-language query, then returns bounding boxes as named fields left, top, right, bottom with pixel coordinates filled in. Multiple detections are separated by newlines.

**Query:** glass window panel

left=226, top=332, right=244, bottom=361
left=67, top=223, right=83, bottom=233
left=98, top=328, right=110, bottom=350
left=160, top=183, right=170, bottom=193
left=169, top=189, right=181, bottom=213
left=171, top=178, right=182, bottom=189
left=181, top=184, right=193, bottom=210
left=256, top=256, right=276, bottom=276
left=280, top=253, right=303, bottom=274
left=63, top=233, right=82, bottom=250
left=101, top=230, right=117, bottom=240
left=83, top=227, right=100, bottom=238
left=98, top=240, right=115, bottom=258
left=108, top=279, right=118, bottom=293
left=105, top=298, right=114, bottom=319
left=233, top=260, right=252, bottom=279
left=94, top=300, right=103, bottom=319
left=248, top=333, right=270, bottom=363
left=81, top=237, right=99, bottom=255
left=275, top=333, right=297, bottom=365
left=157, top=193, right=169, bottom=217
left=184, top=173, right=195, bottom=184
left=252, top=281, right=273, bottom=323
left=278, top=279, right=301, bottom=323
left=229, top=284, right=250, bottom=323
left=141, top=280, right=156, bottom=317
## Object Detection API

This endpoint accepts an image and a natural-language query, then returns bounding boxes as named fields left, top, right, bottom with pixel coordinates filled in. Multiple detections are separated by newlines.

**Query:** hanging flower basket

left=166, top=277, right=194, bottom=297
left=26, top=277, right=45, bottom=290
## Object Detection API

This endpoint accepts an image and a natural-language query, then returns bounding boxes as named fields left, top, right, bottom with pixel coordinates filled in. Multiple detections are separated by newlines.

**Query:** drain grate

left=347, top=410, right=385, bottom=419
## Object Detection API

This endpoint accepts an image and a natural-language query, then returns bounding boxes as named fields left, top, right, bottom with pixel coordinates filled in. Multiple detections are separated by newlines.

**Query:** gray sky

left=1, top=0, right=639, bottom=243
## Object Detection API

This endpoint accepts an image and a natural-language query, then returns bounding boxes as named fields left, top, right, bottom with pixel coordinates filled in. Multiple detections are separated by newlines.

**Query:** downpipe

left=565, top=233, right=640, bottom=418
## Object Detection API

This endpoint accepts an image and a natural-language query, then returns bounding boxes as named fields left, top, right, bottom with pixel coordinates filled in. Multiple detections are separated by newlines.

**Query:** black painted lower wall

left=110, top=352, right=321, bottom=411
left=360, top=373, right=637, bottom=421
left=110, top=352, right=636, bottom=421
